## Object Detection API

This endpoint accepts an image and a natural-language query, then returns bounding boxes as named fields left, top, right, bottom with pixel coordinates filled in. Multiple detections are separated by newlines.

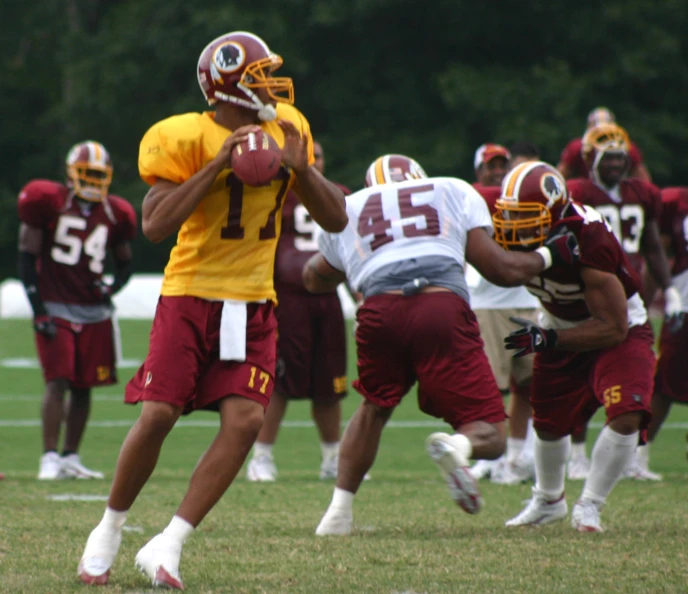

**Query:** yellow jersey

left=138, top=104, right=314, bottom=302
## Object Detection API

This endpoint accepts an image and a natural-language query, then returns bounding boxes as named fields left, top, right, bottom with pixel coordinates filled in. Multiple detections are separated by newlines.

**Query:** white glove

left=664, top=286, right=685, bottom=333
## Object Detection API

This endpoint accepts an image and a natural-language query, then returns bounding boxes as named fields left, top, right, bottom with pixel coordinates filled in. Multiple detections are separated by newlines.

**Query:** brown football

left=230, top=130, right=281, bottom=186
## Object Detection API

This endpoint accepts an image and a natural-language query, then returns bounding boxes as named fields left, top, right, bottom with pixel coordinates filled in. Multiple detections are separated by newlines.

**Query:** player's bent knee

left=607, top=411, right=643, bottom=435
left=139, top=400, right=182, bottom=434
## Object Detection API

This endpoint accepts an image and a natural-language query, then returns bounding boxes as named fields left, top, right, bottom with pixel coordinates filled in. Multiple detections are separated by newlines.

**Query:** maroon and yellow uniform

left=18, top=180, right=136, bottom=305
left=17, top=180, right=137, bottom=386
left=525, top=204, right=655, bottom=438
left=126, top=103, right=315, bottom=411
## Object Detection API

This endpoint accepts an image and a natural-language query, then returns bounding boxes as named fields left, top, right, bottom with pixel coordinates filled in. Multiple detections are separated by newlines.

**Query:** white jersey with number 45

left=317, top=177, right=493, bottom=291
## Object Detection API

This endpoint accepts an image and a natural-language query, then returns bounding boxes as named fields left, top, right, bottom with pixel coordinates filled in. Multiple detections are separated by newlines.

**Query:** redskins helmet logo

left=540, top=173, right=565, bottom=205
left=212, top=42, right=245, bottom=75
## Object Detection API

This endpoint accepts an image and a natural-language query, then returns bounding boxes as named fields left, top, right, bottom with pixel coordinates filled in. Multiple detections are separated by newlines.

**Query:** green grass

left=1, top=318, right=688, bottom=593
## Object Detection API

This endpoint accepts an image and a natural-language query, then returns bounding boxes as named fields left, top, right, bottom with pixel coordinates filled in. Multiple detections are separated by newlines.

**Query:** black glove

left=543, top=226, right=580, bottom=268
left=93, top=279, right=114, bottom=302
left=34, top=315, right=57, bottom=340
left=504, top=316, right=557, bottom=358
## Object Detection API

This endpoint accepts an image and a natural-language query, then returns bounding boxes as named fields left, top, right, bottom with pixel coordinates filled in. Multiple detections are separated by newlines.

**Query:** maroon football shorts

left=654, top=320, right=688, bottom=403
left=531, top=324, right=656, bottom=437
left=353, top=292, right=506, bottom=430
left=275, top=290, right=347, bottom=403
left=125, top=296, right=277, bottom=412
left=35, top=317, right=117, bottom=388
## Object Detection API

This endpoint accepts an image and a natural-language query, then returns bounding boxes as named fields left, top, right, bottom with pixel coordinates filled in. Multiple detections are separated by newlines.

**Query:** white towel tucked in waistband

left=220, top=300, right=247, bottom=361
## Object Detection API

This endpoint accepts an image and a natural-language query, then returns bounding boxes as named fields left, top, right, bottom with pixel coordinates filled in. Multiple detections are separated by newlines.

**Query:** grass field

left=1, top=318, right=688, bottom=594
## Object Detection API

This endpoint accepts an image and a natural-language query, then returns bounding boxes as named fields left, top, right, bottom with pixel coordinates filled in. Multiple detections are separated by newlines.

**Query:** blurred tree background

left=1, top=0, right=687, bottom=280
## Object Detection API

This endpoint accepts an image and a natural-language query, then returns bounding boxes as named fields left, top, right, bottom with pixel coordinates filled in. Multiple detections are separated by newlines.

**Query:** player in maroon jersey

left=636, top=188, right=688, bottom=478
left=564, top=123, right=680, bottom=480
left=246, top=140, right=351, bottom=481
left=557, top=107, right=650, bottom=181
left=493, top=161, right=656, bottom=532
left=17, top=141, right=137, bottom=481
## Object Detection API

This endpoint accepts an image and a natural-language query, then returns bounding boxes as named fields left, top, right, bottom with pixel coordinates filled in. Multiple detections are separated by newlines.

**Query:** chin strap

left=213, top=84, right=277, bottom=122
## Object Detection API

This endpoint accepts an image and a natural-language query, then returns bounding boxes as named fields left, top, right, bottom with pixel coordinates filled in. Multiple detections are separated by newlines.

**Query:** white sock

left=534, top=435, right=570, bottom=500
left=506, top=437, right=526, bottom=464
left=321, top=441, right=339, bottom=461
left=522, top=419, right=535, bottom=463
left=636, top=443, right=650, bottom=467
left=329, top=487, right=354, bottom=514
left=163, top=515, right=194, bottom=544
left=570, top=442, right=587, bottom=460
left=98, top=507, right=128, bottom=532
left=253, top=442, right=273, bottom=459
left=450, top=433, right=473, bottom=463
left=582, top=427, right=638, bottom=504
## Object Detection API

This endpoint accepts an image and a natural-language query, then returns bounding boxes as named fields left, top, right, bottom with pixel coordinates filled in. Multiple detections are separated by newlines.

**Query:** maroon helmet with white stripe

left=364, top=154, right=427, bottom=187
left=65, top=141, right=113, bottom=202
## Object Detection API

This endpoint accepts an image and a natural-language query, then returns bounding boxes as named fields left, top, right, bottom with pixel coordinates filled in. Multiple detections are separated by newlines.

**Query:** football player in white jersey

left=303, top=154, right=580, bottom=536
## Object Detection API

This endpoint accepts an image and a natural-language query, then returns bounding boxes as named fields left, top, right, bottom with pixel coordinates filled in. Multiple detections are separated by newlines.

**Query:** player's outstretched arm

left=279, top=120, right=347, bottom=233
left=554, top=267, right=629, bottom=351
left=142, top=125, right=260, bottom=243
left=303, top=253, right=347, bottom=294
left=466, top=227, right=578, bottom=286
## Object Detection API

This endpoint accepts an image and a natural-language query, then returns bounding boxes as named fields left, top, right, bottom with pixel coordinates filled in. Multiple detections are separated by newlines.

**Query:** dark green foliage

left=2, top=0, right=687, bottom=279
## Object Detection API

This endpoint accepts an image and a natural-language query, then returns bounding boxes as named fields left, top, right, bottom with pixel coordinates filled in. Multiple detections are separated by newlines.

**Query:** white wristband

left=535, top=246, right=553, bottom=270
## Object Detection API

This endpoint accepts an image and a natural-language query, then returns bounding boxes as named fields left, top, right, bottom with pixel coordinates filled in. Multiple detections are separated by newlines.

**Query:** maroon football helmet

left=197, top=31, right=294, bottom=122
left=364, top=154, right=428, bottom=187
left=493, top=161, right=571, bottom=249
left=65, top=141, right=113, bottom=202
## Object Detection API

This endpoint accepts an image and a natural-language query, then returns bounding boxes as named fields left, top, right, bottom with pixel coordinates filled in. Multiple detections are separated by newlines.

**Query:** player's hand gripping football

left=663, top=286, right=685, bottom=333
left=214, top=125, right=262, bottom=169
left=34, top=315, right=57, bottom=340
left=504, top=317, right=558, bottom=358
left=543, top=226, right=580, bottom=268
left=278, top=120, right=309, bottom=175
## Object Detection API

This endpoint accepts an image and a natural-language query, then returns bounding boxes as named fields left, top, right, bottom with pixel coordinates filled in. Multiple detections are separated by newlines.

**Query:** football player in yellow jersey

left=78, top=31, right=347, bottom=590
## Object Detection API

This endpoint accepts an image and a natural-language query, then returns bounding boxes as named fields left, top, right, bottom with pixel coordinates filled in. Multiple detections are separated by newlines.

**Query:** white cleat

left=491, top=458, right=536, bottom=485
left=77, top=526, right=122, bottom=585
left=38, top=451, right=64, bottom=480
left=571, top=500, right=604, bottom=532
left=425, top=433, right=482, bottom=514
left=468, top=458, right=497, bottom=481
left=623, top=455, right=662, bottom=481
left=246, top=454, right=277, bottom=482
left=567, top=455, right=591, bottom=481
left=505, top=487, right=568, bottom=527
left=61, top=454, right=104, bottom=479
left=135, top=533, right=184, bottom=590
left=315, top=508, right=353, bottom=536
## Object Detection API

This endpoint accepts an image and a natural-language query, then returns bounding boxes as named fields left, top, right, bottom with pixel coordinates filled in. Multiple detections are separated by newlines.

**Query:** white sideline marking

left=46, top=494, right=108, bottom=502
left=2, top=418, right=688, bottom=429
left=1, top=357, right=141, bottom=369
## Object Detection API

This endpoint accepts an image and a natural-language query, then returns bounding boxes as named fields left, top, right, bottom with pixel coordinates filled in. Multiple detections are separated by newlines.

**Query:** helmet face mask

left=581, top=123, right=630, bottom=186
left=364, top=154, right=428, bottom=187
left=66, top=141, right=113, bottom=202
left=492, top=161, right=568, bottom=250
left=198, top=32, right=294, bottom=121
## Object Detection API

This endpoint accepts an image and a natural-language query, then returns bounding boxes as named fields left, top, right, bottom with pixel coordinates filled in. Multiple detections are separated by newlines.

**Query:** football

left=231, top=130, right=282, bottom=186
